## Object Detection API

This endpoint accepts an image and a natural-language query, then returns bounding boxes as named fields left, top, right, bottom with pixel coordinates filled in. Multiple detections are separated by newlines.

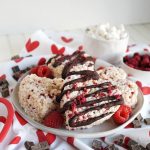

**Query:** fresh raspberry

left=30, top=66, right=38, bottom=74
left=113, top=105, right=132, bottom=124
left=141, top=57, right=149, bottom=67
left=37, top=57, right=46, bottom=66
left=37, top=65, right=54, bottom=78
left=42, top=111, right=64, bottom=128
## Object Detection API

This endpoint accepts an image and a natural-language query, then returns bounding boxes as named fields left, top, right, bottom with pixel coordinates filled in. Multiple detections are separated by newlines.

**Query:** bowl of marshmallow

left=84, top=23, right=129, bottom=64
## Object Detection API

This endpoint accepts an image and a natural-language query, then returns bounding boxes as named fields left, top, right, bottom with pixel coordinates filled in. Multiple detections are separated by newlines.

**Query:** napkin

left=0, top=30, right=150, bottom=150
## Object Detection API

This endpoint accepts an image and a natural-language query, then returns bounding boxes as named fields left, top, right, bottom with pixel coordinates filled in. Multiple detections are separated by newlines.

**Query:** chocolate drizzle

left=50, top=50, right=124, bottom=129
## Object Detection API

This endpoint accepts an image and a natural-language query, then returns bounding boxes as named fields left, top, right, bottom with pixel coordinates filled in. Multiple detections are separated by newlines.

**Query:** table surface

left=0, top=23, right=150, bottom=62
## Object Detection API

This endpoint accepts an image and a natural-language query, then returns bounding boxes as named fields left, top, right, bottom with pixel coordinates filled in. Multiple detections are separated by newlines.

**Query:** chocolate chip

left=92, top=139, right=103, bottom=149
left=132, top=120, right=141, bottom=128
left=1, top=88, right=9, bottom=97
left=105, top=144, right=119, bottom=150
left=12, top=66, right=20, bottom=73
left=13, top=72, right=22, bottom=81
left=113, top=134, right=125, bottom=145
left=24, top=141, right=34, bottom=150
left=39, top=141, right=49, bottom=149
left=146, top=143, right=150, bottom=150
left=135, top=114, right=143, bottom=122
left=144, top=118, right=150, bottom=125
left=11, top=55, right=20, bottom=60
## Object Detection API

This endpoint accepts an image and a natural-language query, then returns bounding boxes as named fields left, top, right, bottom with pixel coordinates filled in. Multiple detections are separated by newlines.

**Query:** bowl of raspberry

left=121, top=52, right=150, bottom=80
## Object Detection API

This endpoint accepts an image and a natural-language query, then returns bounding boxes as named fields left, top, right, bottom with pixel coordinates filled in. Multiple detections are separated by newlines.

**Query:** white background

left=0, top=0, right=150, bottom=34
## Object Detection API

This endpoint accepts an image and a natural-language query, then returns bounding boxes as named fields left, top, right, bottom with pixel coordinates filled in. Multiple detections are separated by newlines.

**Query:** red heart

left=67, top=137, right=74, bottom=146
left=51, top=44, right=65, bottom=55
left=15, top=111, right=27, bottom=126
left=26, top=38, right=39, bottom=52
left=136, top=81, right=150, bottom=95
left=9, top=136, right=21, bottom=144
left=46, top=133, right=56, bottom=145
left=36, top=130, right=56, bottom=145
left=61, top=36, right=73, bottom=43
left=14, top=57, right=23, bottom=63
left=0, top=74, right=6, bottom=80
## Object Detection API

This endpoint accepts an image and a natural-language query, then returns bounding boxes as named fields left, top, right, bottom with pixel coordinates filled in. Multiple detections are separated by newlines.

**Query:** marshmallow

left=86, top=23, right=128, bottom=40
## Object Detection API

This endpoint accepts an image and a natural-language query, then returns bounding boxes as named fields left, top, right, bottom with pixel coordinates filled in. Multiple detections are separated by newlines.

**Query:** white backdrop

left=0, top=0, right=150, bottom=34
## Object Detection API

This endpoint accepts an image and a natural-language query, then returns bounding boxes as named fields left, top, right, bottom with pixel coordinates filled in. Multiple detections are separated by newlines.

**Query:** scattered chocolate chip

left=39, top=141, right=49, bottom=150
left=135, top=114, right=143, bottom=122
left=146, top=143, right=150, bottom=150
left=92, top=139, right=103, bottom=149
left=24, top=141, right=34, bottom=150
left=132, top=120, right=141, bottom=128
left=105, top=144, right=119, bottom=150
left=1, top=88, right=9, bottom=97
left=11, top=55, right=20, bottom=60
left=30, top=141, right=49, bottom=150
left=113, top=134, right=125, bottom=145
left=12, top=66, right=20, bottom=73
left=13, top=72, right=23, bottom=81
left=144, top=118, right=150, bottom=125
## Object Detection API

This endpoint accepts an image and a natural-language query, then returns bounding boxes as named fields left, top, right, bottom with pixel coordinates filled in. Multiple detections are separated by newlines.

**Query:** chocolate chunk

left=127, top=139, right=138, bottom=147
left=24, top=141, right=34, bottom=150
left=105, top=144, right=119, bottom=150
left=135, top=114, right=143, bottom=122
left=144, top=118, right=150, bottom=125
left=11, top=55, right=20, bottom=60
left=132, top=120, right=141, bottom=128
left=0, top=79, right=9, bottom=86
left=13, top=72, right=22, bottom=81
left=113, top=134, right=125, bottom=145
left=39, top=141, right=49, bottom=150
left=12, top=66, right=20, bottom=73
left=92, top=139, right=103, bottom=149
left=1, top=88, right=9, bottom=97
left=30, top=145, right=40, bottom=150
left=146, top=143, right=150, bottom=150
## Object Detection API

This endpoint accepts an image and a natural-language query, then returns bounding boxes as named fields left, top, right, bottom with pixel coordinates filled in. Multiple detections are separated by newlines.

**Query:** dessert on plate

left=18, top=50, right=138, bottom=130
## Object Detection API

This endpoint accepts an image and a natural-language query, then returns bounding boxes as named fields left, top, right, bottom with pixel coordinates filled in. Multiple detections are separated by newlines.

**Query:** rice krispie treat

left=57, top=52, right=123, bottom=130
left=18, top=74, right=64, bottom=122
left=97, top=66, right=127, bottom=81
left=115, top=79, right=138, bottom=108
left=48, top=50, right=92, bottom=78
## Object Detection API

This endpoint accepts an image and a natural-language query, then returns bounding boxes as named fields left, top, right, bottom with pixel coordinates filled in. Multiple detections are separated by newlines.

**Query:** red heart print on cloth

left=51, top=44, right=65, bottom=55
left=36, top=130, right=56, bottom=145
left=0, top=74, right=6, bottom=80
left=9, top=136, right=21, bottom=144
left=46, top=133, right=56, bottom=145
left=61, top=36, right=73, bottom=43
left=15, top=111, right=27, bottom=126
left=136, top=81, right=150, bottom=95
left=67, top=137, right=74, bottom=146
left=26, top=38, right=39, bottom=53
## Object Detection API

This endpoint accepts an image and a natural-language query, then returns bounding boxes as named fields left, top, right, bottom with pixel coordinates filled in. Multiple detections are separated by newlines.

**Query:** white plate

left=11, top=55, right=144, bottom=138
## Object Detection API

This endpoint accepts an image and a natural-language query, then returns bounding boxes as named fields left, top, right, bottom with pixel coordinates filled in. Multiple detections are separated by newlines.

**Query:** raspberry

left=37, top=57, right=46, bottom=66
left=37, top=66, right=54, bottom=78
left=113, top=105, right=132, bottom=124
left=141, top=57, right=149, bottom=67
left=42, top=111, right=64, bottom=128
left=30, top=66, right=38, bottom=74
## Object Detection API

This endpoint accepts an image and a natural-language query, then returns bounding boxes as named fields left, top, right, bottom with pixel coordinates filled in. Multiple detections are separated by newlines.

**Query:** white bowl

left=11, top=55, right=144, bottom=138
left=121, top=51, right=150, bottom=81
left=83, top=32, right=129, bottom=64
